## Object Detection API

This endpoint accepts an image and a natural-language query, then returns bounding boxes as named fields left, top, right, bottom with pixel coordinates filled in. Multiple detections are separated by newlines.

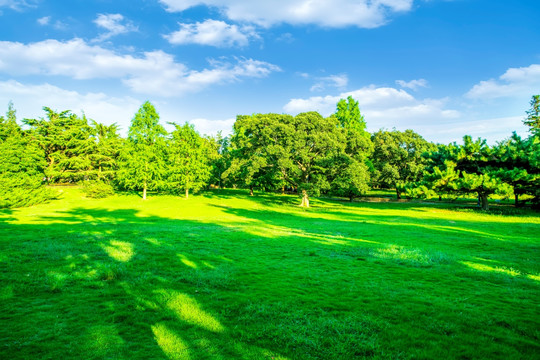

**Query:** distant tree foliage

left=166, top=123, right=212, bottom=198
left=2, top=94, right=539, bottom=209
left=421, top=136, right=511, bottom=210
left=117, top=101, right=167, bottom=200
left=0, top=102, right=56, bottom=208
left=371, top=129, right=436, bottom=199
left=524, top=95, right=540, bottom=136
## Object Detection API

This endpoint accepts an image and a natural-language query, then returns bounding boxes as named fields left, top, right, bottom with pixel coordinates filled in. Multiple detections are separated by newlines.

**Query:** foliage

left=166, top=123, right=212, bottom=198
left=524, top=95, right=540, bottom=136
left=24, top=107, right=95, bottom=183
left=89, top=120, right=123, bottom=181
left=81, top=180, right=115, bottom=199
left=117, top=101, right=167, bottom=200
left=422, top=136, right=511, bottom=210
left=371, top=129, right=436, bottom=199
left=0, top=102, right=56, bottom=208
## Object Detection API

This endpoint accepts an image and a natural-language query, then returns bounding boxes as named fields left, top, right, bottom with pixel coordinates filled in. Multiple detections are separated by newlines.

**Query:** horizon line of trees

left=1, top=95, right=538, bottom=210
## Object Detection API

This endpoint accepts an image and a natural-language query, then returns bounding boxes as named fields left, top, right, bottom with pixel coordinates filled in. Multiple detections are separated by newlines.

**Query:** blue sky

left=1, top=0, right=539, bottom=143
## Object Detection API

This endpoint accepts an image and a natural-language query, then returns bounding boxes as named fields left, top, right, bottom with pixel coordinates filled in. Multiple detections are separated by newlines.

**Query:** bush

left=82, top=181, right=115, bottom=199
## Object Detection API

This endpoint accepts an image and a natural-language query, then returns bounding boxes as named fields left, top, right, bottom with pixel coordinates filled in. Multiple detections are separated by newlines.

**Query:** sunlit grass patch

left=0, top=187, right=538, bottom=360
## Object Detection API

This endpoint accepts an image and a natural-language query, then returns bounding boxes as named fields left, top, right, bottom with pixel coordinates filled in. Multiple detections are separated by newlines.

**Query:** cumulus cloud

left=159, top=0, right=413, bottom=28
left=0, top=0, right=36, bottom=11
left=284, top=85, right=460, bottom=132
left=94, top=13, right=137, bottom=41
left=0, top=80, right=141, bottom=133
left=466, top=64, right=540, bottom=99
left=396, top=78, right=428, bottom=91
left=310, top=74, right=348, bottom=92
left=164, top=19, right=258, bottom=47
left=0, top=39, right=280, bottom=96
left=37, top=16, right=50, bottom=25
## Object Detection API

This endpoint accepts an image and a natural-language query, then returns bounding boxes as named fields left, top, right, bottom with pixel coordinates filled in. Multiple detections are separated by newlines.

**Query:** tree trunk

left=479, top=192, right=489, bottom=210
left=185, top=188, right=189, bottom=199
left=396, top=188, right=401, bottom=200
left=249, top=185, right=254, bottom=196
left=281, top=186, right=285, bottom=194
left=143, top=180, right=147, bottom=200
left=438, top=195, right=442, bottom=202
left=300, top=190, right=310, bottom=207
left=515, top=193, right=519, bottom=207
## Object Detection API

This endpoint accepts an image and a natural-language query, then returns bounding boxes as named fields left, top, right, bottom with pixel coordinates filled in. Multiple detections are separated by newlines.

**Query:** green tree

left=492, top=133, right=540, bottom=206
left=422, top=136, right=510, bottom=210
left=0, top=103, right=55, bottom=208
left=89, top=120, right=123, bottom=181
left=524, top=95, right=540, bottom=136
left=23, top=107, right=94, bottom=183
left=224, top=114, right=284, bottom=196
left=330, top=96, right=373, bottom=201
left=166, top=123, right=211, bottom=198
left=117, top=101, right=167, bottom=200
left=371, top=129, right=435, bottom=199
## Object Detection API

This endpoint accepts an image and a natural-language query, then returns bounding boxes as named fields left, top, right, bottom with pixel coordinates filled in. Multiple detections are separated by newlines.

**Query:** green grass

left=1, top=187, right=539, bottom=359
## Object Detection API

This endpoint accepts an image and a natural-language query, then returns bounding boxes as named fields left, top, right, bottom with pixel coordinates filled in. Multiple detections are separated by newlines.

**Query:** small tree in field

left=166, top=123, right=211, bottom=198
left=524, top=95, right=540, bottom=137
left=117, top=101, right=166, bottom=200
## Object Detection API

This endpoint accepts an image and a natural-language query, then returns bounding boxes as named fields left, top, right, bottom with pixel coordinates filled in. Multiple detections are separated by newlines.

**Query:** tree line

left=1, top=96, right=538, bottom=209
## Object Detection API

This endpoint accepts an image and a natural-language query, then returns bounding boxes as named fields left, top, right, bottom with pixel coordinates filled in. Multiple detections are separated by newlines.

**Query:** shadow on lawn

left=0, top=200, right=539, bottom=360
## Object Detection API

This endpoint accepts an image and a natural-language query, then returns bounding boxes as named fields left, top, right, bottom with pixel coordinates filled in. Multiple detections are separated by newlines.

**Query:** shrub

left=82, top=181, right=115, bottom=199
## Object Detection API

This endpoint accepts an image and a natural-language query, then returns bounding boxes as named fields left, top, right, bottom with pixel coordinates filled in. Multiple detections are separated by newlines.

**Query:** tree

left=23, top=107, right=94, bottom=183
left=492, top=133, right=540, bottom=206
left=422, top=136, right=510, bottom=210
left=224, top=114, right=285, bottom=196
left=166, top=123, right=211, bottom=198
left=273, top=112, right=345, bottom=207
left=330, top=96, right=373, bottom=201
left=371, top=129, right=435, bottom=199
left=0, top=102, right=55, bottom=208
left=524, top=95, right=540, bottom=136
left=117, top=101, right=167, bottom=200
left=89, top=120, right=123, bottom=181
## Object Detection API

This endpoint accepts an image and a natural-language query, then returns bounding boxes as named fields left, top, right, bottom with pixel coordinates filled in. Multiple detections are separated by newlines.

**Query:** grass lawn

left=1, top=187, right=539, bottom=359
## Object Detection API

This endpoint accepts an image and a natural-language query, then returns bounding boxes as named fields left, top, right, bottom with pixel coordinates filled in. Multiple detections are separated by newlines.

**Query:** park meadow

left=1, top=186, right=539, bottom=359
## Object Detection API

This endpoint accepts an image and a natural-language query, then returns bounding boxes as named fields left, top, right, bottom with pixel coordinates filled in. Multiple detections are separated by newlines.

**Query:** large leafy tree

left=166, top=123, right=212, bottom=198
left=330, top=96, right=373, bottom=201
left=224, top=114, right=286, bottom=195
left=23, top=107, right=94, bottom=183
left=0, top=102, right=54, bottom=208
left=117, top=101, right=167, bottom=200
left=371, top=129, right=435, bottom=199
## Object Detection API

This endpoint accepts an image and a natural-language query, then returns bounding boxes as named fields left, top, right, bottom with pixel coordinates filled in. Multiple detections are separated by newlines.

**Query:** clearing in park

left=0, top=188, right=539, bottom=359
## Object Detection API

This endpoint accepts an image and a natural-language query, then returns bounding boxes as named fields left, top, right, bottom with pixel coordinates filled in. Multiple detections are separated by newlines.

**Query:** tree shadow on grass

left=0, top=200, right=539, bottom=360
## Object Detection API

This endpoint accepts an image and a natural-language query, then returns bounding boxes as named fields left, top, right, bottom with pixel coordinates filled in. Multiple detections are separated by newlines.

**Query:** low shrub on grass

left=82, top=181, right=115, bottom=199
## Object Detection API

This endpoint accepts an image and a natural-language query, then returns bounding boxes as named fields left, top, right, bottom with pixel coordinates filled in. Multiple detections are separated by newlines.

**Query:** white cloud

left=283, top=85, right=460, bottom=135
left=93, top=13, right=137, bottom=41
left=37, top=16, right=50, bottom=25
left=310, top=74, right=348, bottom=92
left=0, top=80, right=141, bottom=133
left=0, top=38, right=280, bottom=97
left=159, top=0, right=414, bottom=28
left=0, top=0, right=36, bottom=11
left=466, top=64, right=540, bottom=99
left=164, top=19, right=258, bottom=47
left=396, top=78, right=428, bottom=91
